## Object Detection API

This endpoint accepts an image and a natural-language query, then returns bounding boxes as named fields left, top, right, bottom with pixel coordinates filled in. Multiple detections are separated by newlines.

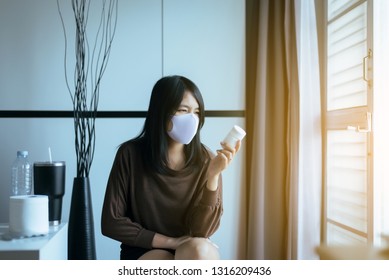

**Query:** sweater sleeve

left=186, top=165, right=223, bottom=238
left=101, top=145, right=155, bottom=249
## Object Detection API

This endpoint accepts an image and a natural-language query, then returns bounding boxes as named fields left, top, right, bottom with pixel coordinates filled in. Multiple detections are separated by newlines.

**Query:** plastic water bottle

left=11, top=151, right=32, bottom=196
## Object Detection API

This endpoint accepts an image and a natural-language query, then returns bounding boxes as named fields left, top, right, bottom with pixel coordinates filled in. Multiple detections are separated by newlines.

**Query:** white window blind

left=324, top=0, right=372, bottom=246
left=327, top=1, right=368, bottom=111
left=327, top=0, right=360, bottom=20
left=326, top=130, right=368, bottom=244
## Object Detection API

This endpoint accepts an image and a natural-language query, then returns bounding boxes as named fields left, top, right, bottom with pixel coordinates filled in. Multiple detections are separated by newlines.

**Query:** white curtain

left=293, top=0, right=321, bottom=259
left=245, top=0, right=321, bottom=259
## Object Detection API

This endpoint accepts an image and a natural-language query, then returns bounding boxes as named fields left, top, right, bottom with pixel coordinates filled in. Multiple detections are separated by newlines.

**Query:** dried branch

left=57, top=0, right=118, bottom=178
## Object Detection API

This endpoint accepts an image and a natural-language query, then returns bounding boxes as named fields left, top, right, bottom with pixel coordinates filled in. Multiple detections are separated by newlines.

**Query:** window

left=323, top=0, right=389, bottom=247
left=323, top=0, right=373, bottom=245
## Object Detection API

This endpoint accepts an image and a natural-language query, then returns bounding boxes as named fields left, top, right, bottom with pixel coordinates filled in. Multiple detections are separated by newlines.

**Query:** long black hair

left=135, top=75, right=208, bottom=174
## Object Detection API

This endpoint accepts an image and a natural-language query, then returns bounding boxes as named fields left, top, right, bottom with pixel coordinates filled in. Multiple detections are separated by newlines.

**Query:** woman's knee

left=175, top=238, right=220, bottom=260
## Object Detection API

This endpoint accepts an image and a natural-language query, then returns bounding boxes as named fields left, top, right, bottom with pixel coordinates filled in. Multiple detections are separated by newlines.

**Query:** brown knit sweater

left=101, top=139, right=223, bottom=249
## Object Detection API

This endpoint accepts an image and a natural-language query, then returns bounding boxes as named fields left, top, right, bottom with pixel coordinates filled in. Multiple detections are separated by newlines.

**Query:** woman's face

left=167, top=91, right=200, bottom=132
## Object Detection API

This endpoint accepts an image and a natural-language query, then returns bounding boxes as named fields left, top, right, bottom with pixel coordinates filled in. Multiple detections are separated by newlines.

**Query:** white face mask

left=167, top=113, right=199, bottom=144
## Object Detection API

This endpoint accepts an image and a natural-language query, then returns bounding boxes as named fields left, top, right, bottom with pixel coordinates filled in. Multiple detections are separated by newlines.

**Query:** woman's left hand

left=206, top=140, right=241, bottom=190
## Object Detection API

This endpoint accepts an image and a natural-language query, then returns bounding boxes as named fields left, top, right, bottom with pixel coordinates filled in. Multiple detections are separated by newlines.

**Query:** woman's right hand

left=170, top=236, right=192, bottom=249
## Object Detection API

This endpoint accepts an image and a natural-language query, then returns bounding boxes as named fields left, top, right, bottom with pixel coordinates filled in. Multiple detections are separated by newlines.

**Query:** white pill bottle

left=223, top=125, right=246, bottom=147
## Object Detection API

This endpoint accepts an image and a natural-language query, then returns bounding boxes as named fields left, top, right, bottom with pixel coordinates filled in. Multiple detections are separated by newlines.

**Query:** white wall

left=0, top=0, right=245, bottom=260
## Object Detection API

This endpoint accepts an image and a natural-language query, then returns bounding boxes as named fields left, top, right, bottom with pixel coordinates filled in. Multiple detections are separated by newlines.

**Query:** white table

left=0, top=223, right=67, bottom=260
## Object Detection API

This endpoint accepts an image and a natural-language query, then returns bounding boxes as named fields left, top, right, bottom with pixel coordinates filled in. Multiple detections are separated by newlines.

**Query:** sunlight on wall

left=372, top=0, right=389, bottom=247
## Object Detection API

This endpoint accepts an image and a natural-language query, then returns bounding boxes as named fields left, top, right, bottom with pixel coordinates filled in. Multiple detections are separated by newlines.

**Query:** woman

left=101, top=75, right=241, bottom=260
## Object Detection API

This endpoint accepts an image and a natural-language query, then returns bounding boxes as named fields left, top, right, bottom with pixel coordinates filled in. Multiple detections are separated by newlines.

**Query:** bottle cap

left=17, top=151, right=28, bottom=157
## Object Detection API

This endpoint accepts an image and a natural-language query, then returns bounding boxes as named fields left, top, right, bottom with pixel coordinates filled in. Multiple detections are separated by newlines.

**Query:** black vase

left=68, top=177, right=96, bottom=260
